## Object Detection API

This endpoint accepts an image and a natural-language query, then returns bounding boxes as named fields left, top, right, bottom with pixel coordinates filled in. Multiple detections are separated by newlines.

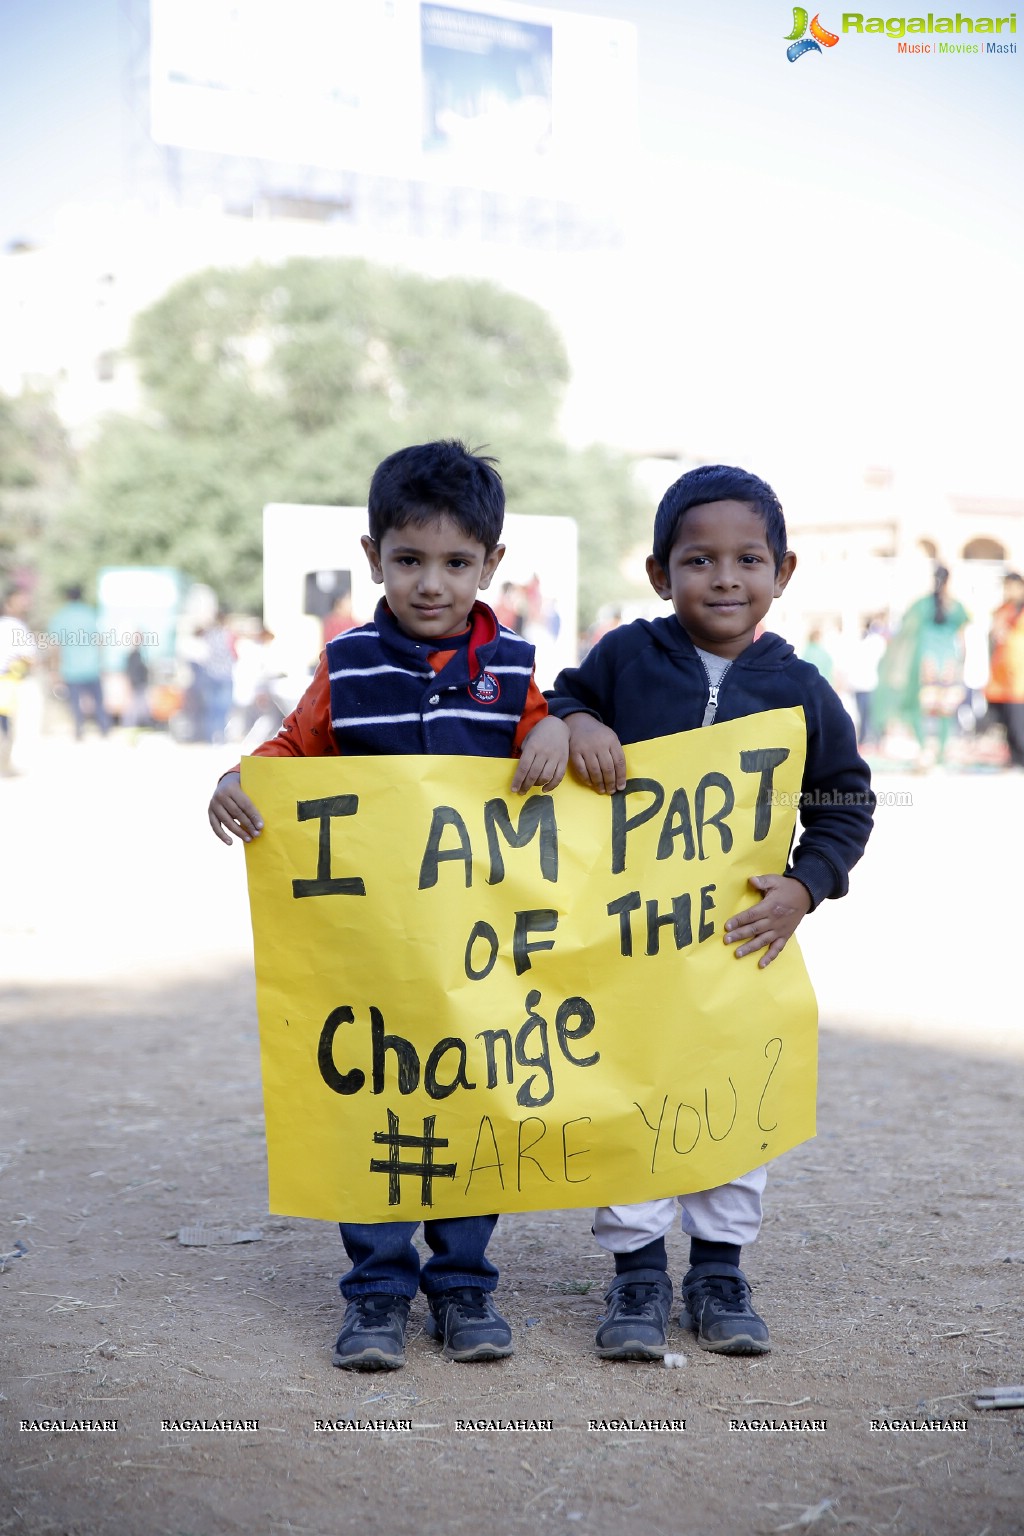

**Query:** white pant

left=593, top=1166, right=767, bottom=1253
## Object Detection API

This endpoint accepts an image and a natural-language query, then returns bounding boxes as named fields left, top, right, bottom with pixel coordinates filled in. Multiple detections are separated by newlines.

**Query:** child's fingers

left=523, top=750, right=568, bottom=792
left=723, top=903, right=763, bottom=940
left=542, top=758, right=567, bottom=790
left=208, top=807, right=236, bottom=846
left=569, top=750, right=599, bottom=788
left=758, top=939, right=787, bottom=968
left=732, top=919, right=792, bottom=961
left=538, top=752, right=568, bottom=790
left=609, top=744, right=627, bottom=793
left=233, top=793, right=264, bottom=831
left=732, top=932, right=768, bottom=958
left=725, top=904, right=776, bottom=952
left=512, top=754, right=547, bottom=793
left=585, top=748, right=620, bottom=794
left=210, top=791, right=263, bottom=843
left=511, top=754, right=546, bottom=792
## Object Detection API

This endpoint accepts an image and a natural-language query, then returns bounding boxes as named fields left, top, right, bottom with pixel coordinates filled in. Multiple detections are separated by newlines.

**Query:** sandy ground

left=1, top=730, right=1022, bottom=1536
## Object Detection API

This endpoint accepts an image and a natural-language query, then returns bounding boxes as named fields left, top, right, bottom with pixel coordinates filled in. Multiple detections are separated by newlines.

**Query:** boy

left=546, top=464, right=874, bottom=1359
left=209, top=440, right=569, bottom=1370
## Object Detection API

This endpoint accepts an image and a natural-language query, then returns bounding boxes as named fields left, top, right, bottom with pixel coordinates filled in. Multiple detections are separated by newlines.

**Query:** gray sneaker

left=333, top=1293, right=410, bottom=1371
left=425, top=1287, right=513, bottom=1362
left=680, top=1263, right=771, bottom=1355
left=594, top=1268, right=672, bottom=1360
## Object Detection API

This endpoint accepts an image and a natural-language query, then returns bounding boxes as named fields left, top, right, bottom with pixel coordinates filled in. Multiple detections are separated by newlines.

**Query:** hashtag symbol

left=369, top=1110, right=457, bottom=1207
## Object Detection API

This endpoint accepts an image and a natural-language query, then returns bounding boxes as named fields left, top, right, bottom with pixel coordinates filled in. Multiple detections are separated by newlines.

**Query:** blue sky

left=1, top=0, right=1021, bottom=493
left=1, top=0, right=123, bottom=239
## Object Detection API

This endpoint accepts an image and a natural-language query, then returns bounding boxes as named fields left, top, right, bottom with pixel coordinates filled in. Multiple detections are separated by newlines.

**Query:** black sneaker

left=424, top=1287, right=513, bottom=1362
left=680, top=1262, right=770, bottom=1355
left=333, top=1293, right=410, bottom=1371
left=594, top=1268, right=672, bottom=1360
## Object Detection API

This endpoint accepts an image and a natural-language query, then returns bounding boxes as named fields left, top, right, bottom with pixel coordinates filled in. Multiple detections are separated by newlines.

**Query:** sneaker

left=424, top=1287, right=513, bottom=1362
left=332, top=1293, right=410, bottom=1371
left=594, top=1268, right=672, bottom=1360
left=680, top=1262, right=770, bottom=1355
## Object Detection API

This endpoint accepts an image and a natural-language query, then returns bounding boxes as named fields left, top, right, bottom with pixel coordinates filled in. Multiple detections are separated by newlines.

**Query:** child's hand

left=566, top=713, right=626, bottom=794
left=724, top=874, right=812, bottom=967
left=208, top=772, right=264, bottom=845
left=512, top=716, right=570, bottom=793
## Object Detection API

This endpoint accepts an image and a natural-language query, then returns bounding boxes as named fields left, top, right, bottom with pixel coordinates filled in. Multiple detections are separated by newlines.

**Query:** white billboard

left=150, top=0, right=636, bottom=198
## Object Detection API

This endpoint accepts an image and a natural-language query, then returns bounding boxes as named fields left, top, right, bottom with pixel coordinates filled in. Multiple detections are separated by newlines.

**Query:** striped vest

left=325, top=600, right=535, bottom=757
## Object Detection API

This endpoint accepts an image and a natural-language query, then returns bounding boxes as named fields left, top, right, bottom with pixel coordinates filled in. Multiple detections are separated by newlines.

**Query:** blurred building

left=1, top=0, right=1020, bottom=641
left=1, top=0, right=638, bottom=452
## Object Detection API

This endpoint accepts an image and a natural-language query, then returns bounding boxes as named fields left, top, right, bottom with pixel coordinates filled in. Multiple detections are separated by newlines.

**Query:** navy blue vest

left=325, top=600, right=535, bottom=757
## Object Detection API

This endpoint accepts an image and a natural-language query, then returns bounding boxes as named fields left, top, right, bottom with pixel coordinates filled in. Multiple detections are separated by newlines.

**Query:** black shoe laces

left=699, top=1274, right=751, bottom=1314
left=355, top=1294, right=406, bottom=1323
left=441, top=1287, right=489, bottom=1318
left=616, top=1280, right=666, bottom=1318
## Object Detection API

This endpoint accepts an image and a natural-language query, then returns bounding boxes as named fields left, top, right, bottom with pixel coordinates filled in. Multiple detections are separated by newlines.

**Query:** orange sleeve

left=220, top=654, right=338, bottom=778
left=513, top=673, right=549, bottom=752
left=221, top=657, right=545, bottom=777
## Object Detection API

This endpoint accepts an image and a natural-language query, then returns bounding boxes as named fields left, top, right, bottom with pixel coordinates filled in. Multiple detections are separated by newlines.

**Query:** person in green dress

left=878, top=565, right=969, bottom=766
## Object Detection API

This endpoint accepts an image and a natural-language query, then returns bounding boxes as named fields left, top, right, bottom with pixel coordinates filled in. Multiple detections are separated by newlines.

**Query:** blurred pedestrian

left=800, top=626, right=835, bottom=684
left=846, top=616, right=887, bottom=747
left=493, top=581, right=525, bottom=634
left=123, top=642, right=151, bottom=729
left=878, top=565, right=968, bottom=768
left=47, top=584, right=110, bottom=740
left=233, top=625, right=284, bottom=737
left=0, top=587, right=36, bottom=775
left=196, top=612, right=236, bottom=744
left=985, top=571, right=1024, bottom=769
left=322, top=593, right=357, bottom=645
left=584, top=606, right=623, bottom=657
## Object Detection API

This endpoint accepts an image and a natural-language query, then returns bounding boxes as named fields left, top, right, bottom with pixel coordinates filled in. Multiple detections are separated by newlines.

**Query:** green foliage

left=54, top=257, right=652, bottom=625
left=0, top=390, right=75, bottom=596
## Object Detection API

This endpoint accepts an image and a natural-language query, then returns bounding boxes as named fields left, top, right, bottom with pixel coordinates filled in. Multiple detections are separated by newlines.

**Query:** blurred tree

left=53, top=258, right=651, bottom=624
left=0, top=389, right=75, bottom=599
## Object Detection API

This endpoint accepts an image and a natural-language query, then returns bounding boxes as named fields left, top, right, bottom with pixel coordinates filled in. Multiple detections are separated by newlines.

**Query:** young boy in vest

left=546, top=464, right=874, bottom=1359
left=209, top=440, right=569, bottom=1370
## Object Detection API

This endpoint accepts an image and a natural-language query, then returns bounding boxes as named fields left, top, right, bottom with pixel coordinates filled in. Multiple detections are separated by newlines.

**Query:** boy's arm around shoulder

left=207, top=654, right=335, bottom=845
left=788, top=668, right=876, bottom=909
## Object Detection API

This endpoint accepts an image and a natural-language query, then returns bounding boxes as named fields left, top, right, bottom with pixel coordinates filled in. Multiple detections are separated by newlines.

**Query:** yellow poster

left=243, top=707, right=817, bottom=1223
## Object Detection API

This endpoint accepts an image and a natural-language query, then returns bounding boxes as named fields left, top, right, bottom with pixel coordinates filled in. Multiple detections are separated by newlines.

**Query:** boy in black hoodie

left=546, top=464, right=873, bottom=1359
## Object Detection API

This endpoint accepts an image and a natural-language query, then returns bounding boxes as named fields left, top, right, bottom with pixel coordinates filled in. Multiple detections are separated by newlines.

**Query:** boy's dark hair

left=652, top=465, right=788, bottom=572
left=367, top=440, right=504, bottom=550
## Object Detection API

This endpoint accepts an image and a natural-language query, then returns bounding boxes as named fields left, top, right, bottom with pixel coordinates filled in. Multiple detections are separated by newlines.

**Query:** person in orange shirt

left=986, top=571, right=1024, bottom=769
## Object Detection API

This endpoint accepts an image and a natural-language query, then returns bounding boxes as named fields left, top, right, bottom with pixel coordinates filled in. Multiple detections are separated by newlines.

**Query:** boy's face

left=646, top=499, right=796, bottom=660
left=361, top=514, right=504, bottom=642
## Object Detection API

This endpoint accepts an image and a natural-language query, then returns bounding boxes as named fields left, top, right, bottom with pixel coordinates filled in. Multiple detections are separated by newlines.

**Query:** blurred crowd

left=1, top=564, right=1023, bottom=776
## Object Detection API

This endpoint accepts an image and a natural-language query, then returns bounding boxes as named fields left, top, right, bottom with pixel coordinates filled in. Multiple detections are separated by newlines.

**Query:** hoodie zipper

left=699, top=659, right=731, bottom=727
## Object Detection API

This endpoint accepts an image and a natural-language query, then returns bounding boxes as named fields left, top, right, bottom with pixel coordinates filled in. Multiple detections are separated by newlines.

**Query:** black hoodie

left=547, top=615, right=874, bottom=910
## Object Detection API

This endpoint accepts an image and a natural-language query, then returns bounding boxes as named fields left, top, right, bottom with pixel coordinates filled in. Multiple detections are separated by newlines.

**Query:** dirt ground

left=1, top=734, right=1022, bottom=1536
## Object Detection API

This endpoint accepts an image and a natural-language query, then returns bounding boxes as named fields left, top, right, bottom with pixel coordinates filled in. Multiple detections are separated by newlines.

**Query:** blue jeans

left=66, top=679, right=110, bottom=739
left=338, top=1218, right=499, bottom=1300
